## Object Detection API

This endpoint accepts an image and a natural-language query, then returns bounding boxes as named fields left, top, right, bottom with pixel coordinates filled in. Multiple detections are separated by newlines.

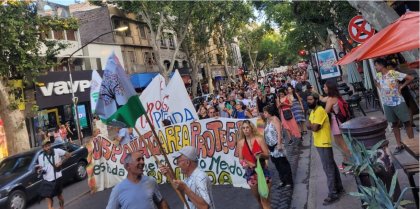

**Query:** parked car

left=0, top=142, right=88, bottom=209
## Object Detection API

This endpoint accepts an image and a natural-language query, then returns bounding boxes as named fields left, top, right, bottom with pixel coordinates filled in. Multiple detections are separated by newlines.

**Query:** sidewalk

left=298, top=110, right=419, bottom=209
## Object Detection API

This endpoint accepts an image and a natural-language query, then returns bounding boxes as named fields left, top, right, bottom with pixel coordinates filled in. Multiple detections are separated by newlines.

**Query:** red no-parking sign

left=348, top=15, right=375, bottom=43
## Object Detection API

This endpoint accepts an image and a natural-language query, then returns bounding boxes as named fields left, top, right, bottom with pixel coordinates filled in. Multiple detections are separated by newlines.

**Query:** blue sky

left=48, top=0, right=85, bottom=6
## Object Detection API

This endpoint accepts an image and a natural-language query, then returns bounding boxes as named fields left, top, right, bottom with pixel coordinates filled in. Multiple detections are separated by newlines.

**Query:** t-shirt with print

left=106, top=176, right=163, bottom=209
left=376, top=70, right=407, bottom=106
left=309, top=106, right=332, bottom=148
left=184, top=168, right=215, bottom=209
left=38, top=148, right=66, bottom=181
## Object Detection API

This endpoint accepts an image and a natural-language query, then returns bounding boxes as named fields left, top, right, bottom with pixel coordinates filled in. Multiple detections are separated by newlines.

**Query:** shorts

left=50, top=178, right=63, bottom=198
left=244, top=166, right=271, bottom=186
left=383, top=102, right=410, bottom=123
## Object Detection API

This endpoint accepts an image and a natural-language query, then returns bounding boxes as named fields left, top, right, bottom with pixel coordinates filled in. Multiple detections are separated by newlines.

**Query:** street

left=28, top=179, right=260, bottom=209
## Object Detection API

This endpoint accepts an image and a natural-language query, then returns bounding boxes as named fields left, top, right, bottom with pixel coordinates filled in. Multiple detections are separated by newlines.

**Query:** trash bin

left=340, top=116, right=401, bottom=202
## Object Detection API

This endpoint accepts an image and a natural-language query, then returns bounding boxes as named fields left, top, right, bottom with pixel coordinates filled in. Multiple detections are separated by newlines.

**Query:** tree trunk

left=191, top=63, right=199, bottom=98
left=0, top=80, right=30, bottom=155
left=347, top=1, right=418, bottom=62
left=220, top=36, right=231, bottom=79
left=205, top=53, right=214, bottom=93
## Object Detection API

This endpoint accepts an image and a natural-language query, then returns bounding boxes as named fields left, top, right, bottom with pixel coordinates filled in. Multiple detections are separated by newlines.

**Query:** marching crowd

left=35, top=57, right=416, bottom=209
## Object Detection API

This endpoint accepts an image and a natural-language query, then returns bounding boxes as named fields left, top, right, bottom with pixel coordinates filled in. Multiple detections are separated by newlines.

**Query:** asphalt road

left=27, top=178, right=260, bottom=209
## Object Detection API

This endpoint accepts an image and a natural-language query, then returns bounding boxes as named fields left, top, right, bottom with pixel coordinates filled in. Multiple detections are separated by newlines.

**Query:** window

left=144, top=52, right=155, bottom=65
left=168, top=35, right=175, bottom=48
left=66, top=30, right=76, bottom=41
left=139, top=25, right=147, bottom=38
left=53, top=30, right=64, bottom=40
left=123, top=21, right=131, bottom=36
left=160, top=38, right=167, bottom=47
left=182, top=60, right=188, bottom=68
left=113, top=18, right=130, bottom=37
left=174, top=60, right=179, bottom=69
left=127, top=51, right=136, bottom=64
left=164, top=60, right=170, bottom=70
left=216, top=54, right=222, bottom=65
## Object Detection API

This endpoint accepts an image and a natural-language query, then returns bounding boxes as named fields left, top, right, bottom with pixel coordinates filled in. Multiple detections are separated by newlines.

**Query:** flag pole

left=133, top=127, right=190, bottom=209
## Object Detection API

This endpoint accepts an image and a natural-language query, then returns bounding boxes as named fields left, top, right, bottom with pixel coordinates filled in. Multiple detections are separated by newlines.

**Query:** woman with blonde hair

left=237, top=120, right=272, bottom=209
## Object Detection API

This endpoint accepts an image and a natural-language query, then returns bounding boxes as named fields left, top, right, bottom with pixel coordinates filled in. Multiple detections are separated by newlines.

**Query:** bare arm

left=306, top=120, right=321, bottom=132
left=272, top=117, right=283, bottom=146
left=399, top=74, right=414, bottom=93
left=174, top=181, right=209, bottom=209
left=157, top=199, right=170, bottom=209
left=324, top=97, right=337, bottom=113
left=256, top=137, right=270, bottom=160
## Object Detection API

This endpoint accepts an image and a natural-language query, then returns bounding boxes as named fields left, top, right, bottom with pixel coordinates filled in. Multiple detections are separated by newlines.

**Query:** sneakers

left=393, top=145, right=404, bottom=155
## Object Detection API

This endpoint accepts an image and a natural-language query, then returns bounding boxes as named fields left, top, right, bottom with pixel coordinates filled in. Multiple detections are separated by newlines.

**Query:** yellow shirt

left=309, top=106, right=332, bottom=148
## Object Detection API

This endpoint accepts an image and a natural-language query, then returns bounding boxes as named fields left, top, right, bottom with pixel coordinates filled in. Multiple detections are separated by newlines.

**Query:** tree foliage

left=0, top=0, right=78, bottom=82
left=257, top=1, right=357, bottom=54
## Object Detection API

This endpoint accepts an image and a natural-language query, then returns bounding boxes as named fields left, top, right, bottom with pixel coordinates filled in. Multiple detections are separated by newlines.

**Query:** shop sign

left=35, top=70, right=102, bottom=109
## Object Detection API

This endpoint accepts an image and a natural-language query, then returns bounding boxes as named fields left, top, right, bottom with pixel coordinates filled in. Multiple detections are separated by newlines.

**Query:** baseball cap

left=172, top=146, right=198, bottom=161
left=42, top=139, right=51, bottom=146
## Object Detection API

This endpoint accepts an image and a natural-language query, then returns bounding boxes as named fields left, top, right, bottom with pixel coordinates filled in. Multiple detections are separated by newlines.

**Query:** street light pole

left=61, top=26, right=128, bottom=144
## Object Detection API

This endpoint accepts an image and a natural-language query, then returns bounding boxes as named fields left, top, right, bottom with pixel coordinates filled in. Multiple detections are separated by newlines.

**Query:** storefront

left=33, top=70, right=100, bottom=143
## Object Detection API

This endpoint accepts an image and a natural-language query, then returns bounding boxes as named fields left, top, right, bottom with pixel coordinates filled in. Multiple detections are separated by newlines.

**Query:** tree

left=238, top=24, right=268, bottom=73
left=212, top=1, right=253, bottom=79
left=0, top=1, right=78, bottom=155
left=257, top=1, right=357, bottom=54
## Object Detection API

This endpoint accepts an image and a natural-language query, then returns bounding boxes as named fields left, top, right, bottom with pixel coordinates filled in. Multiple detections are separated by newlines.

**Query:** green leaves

left=343, top=134, right=412, bottom=208
left=0, top=1, right=78, bottom=82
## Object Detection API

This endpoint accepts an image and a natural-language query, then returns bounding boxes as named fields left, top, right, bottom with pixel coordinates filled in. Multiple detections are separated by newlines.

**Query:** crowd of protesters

left=192, top=65, right=344, bottom=206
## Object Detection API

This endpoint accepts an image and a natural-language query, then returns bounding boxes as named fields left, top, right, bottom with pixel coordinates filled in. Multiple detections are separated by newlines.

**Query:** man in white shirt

left=37, top=140, right=71, bottom=209
left=160, top=146, right=215, bottom=209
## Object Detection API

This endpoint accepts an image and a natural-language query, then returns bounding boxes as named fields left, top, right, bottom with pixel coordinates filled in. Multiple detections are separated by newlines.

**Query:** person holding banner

left=160, top=146, right=215, bottom=209
left=106, top=151, right=170, bottom=209
left=237, top=120, right=272, bottom=209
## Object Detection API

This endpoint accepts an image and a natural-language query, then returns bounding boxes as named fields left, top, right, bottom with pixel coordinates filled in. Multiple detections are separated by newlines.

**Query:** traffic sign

left=348, top=15, right=375, bottom=43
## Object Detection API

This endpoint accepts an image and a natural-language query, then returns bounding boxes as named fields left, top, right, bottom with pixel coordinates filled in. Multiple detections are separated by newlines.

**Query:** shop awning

left=337, top=11, right=420, bottom=65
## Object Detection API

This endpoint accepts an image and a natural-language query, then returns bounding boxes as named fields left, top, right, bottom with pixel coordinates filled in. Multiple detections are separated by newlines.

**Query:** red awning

left=337, top=11, right=420, bottom=65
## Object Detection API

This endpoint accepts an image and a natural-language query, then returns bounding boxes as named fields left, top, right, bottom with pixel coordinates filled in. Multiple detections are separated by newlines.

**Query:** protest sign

left=88, top=118, right=257, bottom=192
left=136, top=70, right=198, bottom=133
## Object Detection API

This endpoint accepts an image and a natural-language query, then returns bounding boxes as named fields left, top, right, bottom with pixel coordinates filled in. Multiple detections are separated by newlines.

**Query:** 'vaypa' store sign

left=35, top=70, right=102, bottom=109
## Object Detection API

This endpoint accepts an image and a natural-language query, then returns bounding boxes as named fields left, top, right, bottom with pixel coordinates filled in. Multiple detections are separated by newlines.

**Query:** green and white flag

left=95, top=53, right=146, bottom=127
left=90, top=70, right=102, bottom=113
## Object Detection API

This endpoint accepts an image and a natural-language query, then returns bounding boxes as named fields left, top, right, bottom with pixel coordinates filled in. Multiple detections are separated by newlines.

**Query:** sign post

left=348, top=15, right=375, bottom=43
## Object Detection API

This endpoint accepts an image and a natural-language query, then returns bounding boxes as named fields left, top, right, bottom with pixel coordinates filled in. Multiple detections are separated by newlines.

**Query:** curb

left=64, top=190, right=90, bottom=207
left=307, top=137, right=316, bottom=209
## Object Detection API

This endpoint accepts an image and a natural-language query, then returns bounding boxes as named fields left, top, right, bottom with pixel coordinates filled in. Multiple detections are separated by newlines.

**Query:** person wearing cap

left=306, top=93, right=344, bottom=205
left=160, top=146, right=215, bottom=209
left=37, top=139, right=72, bottom=209
left=106, top=151, right=169, bottom=209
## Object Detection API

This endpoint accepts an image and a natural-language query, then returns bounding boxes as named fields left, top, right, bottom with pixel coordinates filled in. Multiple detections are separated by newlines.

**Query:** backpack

left=335, top=97, right=351, bottom=123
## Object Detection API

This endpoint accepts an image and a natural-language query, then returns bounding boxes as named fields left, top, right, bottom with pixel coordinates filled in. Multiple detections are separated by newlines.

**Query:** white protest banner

left=87, top=118, right=259, bottom=192
left=136, top=70, right=198, bottom=133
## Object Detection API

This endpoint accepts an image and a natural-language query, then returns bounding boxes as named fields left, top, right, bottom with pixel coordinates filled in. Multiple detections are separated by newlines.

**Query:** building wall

left=85, top=44, right=123, bottom=70
left=73, top=7, right=114, bottom=46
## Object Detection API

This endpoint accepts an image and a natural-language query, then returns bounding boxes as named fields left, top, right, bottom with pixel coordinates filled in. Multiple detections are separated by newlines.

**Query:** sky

left=48, top=0, right=85, bottom=6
